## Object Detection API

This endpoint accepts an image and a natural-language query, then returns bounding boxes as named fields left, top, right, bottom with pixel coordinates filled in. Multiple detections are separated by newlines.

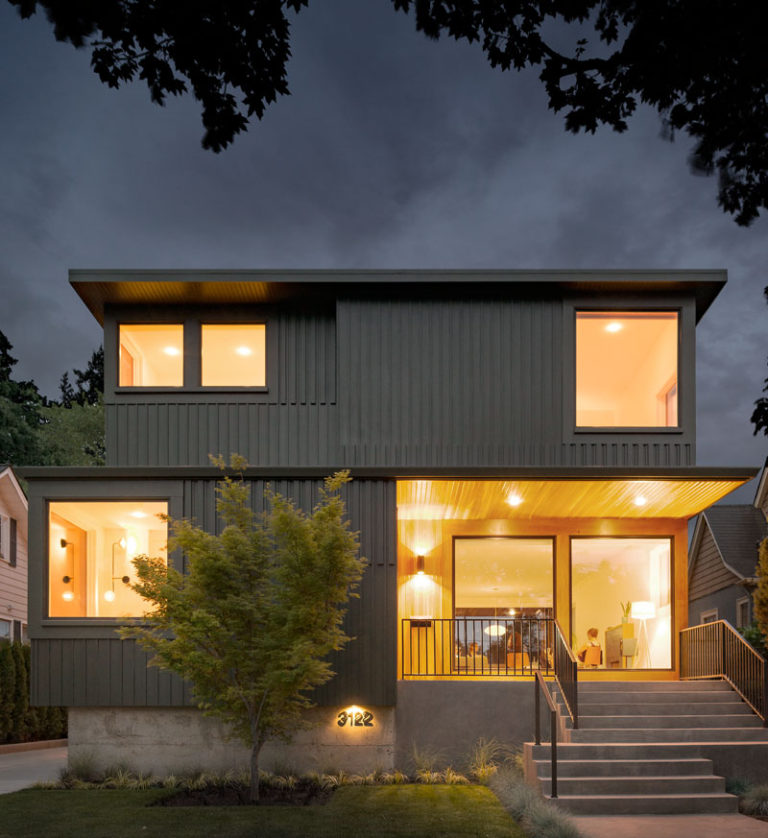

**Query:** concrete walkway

left=0, top=746, right=67, bottom=794
left=572, top=814, right=768, bottom=838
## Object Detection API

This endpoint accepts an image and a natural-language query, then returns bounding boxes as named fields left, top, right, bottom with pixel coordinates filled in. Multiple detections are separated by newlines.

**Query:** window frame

left=110, top=311, right=273, bottom=396
left=42, top=493, right=179, bottom=626
left=569, top=534, right=675, bottom=671
left=573, top=307, right=682, bottom=433
left=700, top=608, right=719, bottom=624
left=736, top=596, right=751, bottom=629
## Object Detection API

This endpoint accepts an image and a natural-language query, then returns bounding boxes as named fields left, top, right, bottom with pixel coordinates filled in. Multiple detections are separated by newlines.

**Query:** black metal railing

left=401, top=617, right=555, bottom=678
left=534, top=671, right=559, bottom=798
left=552, top=618, right=578, bottom=729
left=680, top=619, right=768, bottom=724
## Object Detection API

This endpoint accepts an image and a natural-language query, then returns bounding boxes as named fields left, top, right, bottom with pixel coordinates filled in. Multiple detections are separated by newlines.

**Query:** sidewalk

left=572, top=814, right=768, bottom=838
left=0, top=746, right=67, bottom=794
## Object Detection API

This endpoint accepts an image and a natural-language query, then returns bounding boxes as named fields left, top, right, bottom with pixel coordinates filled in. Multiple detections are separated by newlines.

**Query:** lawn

left=0, top=784, right=525, bottom=838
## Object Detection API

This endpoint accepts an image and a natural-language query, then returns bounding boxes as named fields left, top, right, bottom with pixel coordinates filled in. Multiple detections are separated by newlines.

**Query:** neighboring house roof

left=697, top=504, right=768, bottom=581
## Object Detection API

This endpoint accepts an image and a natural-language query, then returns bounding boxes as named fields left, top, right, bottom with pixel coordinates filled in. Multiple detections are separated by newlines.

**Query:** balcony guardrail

left=680, top=619, right=768, bottom=724
left=401, top=617, right=555, bottom=678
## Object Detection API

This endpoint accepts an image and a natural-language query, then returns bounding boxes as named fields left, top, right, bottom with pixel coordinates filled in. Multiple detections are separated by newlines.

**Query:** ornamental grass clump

left=740, top=784, right=768, bottom=817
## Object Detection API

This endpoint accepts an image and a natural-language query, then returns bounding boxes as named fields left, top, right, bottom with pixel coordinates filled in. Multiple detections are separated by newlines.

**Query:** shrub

left=740, top=784, right=768, bottom=817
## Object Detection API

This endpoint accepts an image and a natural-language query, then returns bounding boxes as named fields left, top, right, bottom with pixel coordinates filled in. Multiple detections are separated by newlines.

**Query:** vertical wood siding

left=32, top=478, right=396, bottom=708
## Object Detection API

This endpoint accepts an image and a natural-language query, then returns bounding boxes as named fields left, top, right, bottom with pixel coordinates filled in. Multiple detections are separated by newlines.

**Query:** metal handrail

left=552, top=618, right=578, bottom=729
left=680, top=619, right=768, bottom=724
left=534, top=671, right=559, bottom=798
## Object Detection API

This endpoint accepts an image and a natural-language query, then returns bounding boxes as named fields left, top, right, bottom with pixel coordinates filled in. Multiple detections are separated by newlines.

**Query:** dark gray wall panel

left=31, top=639, right=192, bottom=707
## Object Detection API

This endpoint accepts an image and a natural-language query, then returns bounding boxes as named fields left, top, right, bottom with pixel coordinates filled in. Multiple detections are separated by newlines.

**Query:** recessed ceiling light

left=163, top=346, right=181, bottom=356
left=130, top=510, right=147, bottom=518
left=634, top=495, right=648, bottom=507
left=506, top=492, right=523, bottom=507
left=235, top=346, right=252, bottom=356
left=605, top=322, right=623, bottom=333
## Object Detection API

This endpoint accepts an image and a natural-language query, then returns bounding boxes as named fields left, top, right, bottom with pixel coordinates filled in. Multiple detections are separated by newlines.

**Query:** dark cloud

left=0, top=0, right=766, bottom=493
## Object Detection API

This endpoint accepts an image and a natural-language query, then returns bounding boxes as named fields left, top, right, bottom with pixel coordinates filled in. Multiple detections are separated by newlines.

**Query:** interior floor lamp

left=630, top=600, right=656, bottom=668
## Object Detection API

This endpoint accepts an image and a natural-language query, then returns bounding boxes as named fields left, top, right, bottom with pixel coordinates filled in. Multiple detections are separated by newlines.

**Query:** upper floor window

left=201, top=324, right=266, bottom=387
left=49, top=500, right=167, bottom=618
left=119, top=324, right=183, bottom=387
left=575, top=311, right=678, bottom=428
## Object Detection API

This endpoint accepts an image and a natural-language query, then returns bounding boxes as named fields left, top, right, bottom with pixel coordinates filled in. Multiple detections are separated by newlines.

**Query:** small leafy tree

left=120, top=457, right=365, bottom=802
left=753, top=538, right=768, bottom=648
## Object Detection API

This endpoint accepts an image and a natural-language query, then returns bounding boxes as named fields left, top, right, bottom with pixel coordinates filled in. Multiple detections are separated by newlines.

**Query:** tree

left=0, top=331, right=44, bottom=465
left=753, top=538, right=768, bottom=648
left=120, top=458, right=365, bottom=802
left=9, top=1, right=768, bottom=224
left=38, top=398, right=106, bottom=466
left=752, top=286, right=768, bottom=436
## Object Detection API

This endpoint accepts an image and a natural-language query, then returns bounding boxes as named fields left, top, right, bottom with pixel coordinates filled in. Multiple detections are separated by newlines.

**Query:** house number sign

left=337, top=708, right=374, bottom=727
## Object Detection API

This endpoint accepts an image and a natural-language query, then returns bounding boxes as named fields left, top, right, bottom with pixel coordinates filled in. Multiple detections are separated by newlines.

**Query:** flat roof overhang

left=20, top=465, right=755, bottom=520
left=69, top=269, right=727, bottom=325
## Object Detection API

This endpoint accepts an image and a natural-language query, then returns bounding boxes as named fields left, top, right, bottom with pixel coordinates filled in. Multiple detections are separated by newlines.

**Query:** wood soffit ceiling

left=396, top=478, right=748, bottom=520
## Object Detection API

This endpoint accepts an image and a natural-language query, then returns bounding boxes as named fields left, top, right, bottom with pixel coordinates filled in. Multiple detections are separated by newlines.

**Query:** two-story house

left=22, top=270, right=755, bottom=774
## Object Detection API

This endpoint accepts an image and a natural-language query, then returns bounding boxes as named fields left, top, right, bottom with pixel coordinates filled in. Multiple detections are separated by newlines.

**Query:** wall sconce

left=61, top=575, right=75, bottom=601
left=416, top=555, right=425, bottom=575
left=106, top=539, right=131, bottom=602
left=60, top=538, right=75, bottom=601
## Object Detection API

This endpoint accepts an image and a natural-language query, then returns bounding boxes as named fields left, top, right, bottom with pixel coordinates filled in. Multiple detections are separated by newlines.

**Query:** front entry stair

left=526, top=680, right=768, bottom=815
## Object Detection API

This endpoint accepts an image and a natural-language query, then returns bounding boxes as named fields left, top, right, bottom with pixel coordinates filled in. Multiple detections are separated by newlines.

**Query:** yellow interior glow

left=201, top=324, right=266, bottom=387
left=119, top=324, right=183, bottom=387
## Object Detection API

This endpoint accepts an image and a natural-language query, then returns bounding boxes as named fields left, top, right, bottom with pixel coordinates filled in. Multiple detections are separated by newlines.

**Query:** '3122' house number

left=337, top=709, right=374, bottom=727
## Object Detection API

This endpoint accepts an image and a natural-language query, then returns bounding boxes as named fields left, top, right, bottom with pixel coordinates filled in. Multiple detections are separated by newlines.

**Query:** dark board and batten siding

left=106, top=310, right=337, bottom=467
left=32, top=478, right=396, bottom=708
left=336, top=297, right=694, bottom=468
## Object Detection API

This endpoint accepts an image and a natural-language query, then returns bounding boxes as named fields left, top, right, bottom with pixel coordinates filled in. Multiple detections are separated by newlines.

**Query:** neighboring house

left=0, top=465, right=28, bottom=642
left=21, top=270, right=756, bottom=773
left=689, top=460, right=768, bottom=628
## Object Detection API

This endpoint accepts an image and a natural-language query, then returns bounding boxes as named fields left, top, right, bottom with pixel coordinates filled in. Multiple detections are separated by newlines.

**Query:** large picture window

left=49, top=501, right=168, bottom=618
left=571, top=537, right=671, bottom=669
left=576, top=311, right=678, bottom=427
left=119, top=324, right=183, bottom=387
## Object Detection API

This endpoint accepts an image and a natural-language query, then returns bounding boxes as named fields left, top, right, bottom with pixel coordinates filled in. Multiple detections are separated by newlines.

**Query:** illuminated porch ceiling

left=397, top=474, right=753, bottom=520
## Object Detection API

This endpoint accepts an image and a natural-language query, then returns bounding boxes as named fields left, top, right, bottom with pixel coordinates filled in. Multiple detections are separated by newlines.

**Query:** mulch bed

left=156, top=781, right=335, bottom=807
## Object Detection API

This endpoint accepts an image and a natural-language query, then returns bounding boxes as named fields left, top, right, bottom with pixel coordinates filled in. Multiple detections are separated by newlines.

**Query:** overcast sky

left=0, top=1, right=766, bottom=499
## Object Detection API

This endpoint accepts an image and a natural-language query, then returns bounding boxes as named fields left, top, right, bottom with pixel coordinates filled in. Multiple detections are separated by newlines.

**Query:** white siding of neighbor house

left=0, top=474, right=27, bottom=629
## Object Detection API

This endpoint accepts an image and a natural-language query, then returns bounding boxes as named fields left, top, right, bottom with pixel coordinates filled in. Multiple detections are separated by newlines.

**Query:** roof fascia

left=69, top=269, right=727, bottom=326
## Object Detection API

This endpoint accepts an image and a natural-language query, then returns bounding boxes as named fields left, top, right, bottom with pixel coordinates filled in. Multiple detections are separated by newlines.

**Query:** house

left=688, top=460, right=768, bottom=628
left=0, top=465, right=28, bottom=642
left=21, top=270, right=757, bottom=775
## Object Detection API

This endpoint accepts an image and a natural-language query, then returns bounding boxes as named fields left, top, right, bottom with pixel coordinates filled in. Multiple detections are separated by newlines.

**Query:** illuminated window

left=119, top=325, right=183, bottom=387
left=49, top=501, right=168, bottom=618
left=571, top=538, right=671, bottom=670
left=576, top=312, right=678, bottom=427
left=201, top=324, right=266, bottom=387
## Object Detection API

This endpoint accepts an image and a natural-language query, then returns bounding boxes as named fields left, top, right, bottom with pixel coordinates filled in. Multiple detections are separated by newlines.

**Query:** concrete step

left=558, top=689, right=739, bottom=704
left=546, top=792, right=738, bottom=816
left=574, top=701, right=749, bottom=715
left=572, top=713, right=762, bottom=729
left=574, top=680, right=731, bottom=692
left=530, top=741, right=768, bottom=760
left=538, top=774, right=726, bottom=796
left=534, top=757, right=714, bottom=778
left=569, top=726, right=768, bottom=743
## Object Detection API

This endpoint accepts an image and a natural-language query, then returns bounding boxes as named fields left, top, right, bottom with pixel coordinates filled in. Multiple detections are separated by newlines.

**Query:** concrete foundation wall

left=68, top=705, right=395, bottom=776
left=394, top=681, right=541, bottom=769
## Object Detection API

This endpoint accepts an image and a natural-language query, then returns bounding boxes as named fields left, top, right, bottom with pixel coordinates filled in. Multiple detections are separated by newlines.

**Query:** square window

left=49, top=501, right=168, bottom=618
left=576, top=311, right=678, bottom=427
left=201, top=324, right=266, bottom=387
left=119, top=324, right=183, bottom=387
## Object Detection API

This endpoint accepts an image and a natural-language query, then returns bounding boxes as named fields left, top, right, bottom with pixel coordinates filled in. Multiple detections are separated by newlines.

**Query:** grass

left=0, top=784, right=526, bottom=838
